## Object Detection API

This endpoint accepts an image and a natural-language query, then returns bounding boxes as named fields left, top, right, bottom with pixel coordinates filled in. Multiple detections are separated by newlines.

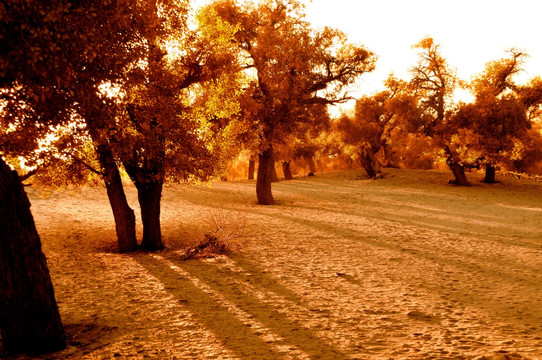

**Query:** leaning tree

left=334, top=88, right=399, bottom=179
left=407, top=37, right=470, bottom=185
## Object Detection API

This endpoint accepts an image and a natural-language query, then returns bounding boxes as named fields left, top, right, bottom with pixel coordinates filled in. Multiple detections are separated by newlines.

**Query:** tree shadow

left=131, top=253, right=351, bottom=359
left=178, top=193, right=542, bottom=325
left=0, top=320, right=124, bottom=360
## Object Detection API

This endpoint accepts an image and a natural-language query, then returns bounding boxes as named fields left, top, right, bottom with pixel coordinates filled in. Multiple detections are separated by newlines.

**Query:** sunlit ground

left=9, top=168, right=542, bottom=359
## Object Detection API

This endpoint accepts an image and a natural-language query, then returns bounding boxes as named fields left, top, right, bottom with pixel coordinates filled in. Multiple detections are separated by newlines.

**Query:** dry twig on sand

left=178, top=211, right=245, bottom=260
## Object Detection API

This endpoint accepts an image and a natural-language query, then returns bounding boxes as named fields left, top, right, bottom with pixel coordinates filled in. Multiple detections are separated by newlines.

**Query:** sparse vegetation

left=176, top=211, right=245, bottom=260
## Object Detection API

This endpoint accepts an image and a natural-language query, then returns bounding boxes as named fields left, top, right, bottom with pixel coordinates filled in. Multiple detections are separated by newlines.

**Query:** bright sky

left=303, top=0, right=542, bottom=96
left=193, top=0, right=542, bottom=107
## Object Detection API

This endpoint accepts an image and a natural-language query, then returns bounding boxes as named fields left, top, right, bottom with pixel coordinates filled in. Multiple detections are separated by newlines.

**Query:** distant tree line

left=332, top=38, right=542, bottom=185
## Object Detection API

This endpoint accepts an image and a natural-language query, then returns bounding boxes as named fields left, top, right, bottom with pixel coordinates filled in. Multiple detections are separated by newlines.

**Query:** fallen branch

left=178, top=234, right=229, bottom=261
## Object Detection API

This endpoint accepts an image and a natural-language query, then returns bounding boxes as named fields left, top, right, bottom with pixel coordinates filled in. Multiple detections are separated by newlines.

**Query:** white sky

left=303, top=0, right=542, bottom=97
left=193, top=0, right=542, bottom=109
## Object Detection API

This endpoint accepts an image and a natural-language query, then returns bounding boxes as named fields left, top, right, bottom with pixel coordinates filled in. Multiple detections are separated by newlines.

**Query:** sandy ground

left=4, top=168, right=542, bottom=359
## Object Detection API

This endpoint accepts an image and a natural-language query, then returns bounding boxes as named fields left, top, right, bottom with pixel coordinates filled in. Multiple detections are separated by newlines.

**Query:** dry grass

left=174, top=210, right=246, bottom=260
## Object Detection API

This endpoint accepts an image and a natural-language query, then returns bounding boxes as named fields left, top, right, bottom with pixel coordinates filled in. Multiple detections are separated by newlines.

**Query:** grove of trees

left=1, top=0, right=542, bottom=356
left=337, top=38, right=542, bottom=184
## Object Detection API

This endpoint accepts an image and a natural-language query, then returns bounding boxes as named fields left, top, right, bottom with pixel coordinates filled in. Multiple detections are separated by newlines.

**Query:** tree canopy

left=211, top=0, right=376, bottom=204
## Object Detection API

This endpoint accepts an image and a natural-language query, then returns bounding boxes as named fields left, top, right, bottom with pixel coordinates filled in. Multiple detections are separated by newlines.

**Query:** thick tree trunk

left=248, top=155, right=256, bottom=180
left=282, top=161, right=293, bottom=180
left=484, top=164, right=496, bottom=183
left=304, top=156, right=317, bottom=175
left=448, top=161, right=470, bottom=186
left=359, top=156, right=377, bottom=178
left=359, top=144, right=382, bottom=179
left=0, top=158, right=66, bottom=355
left=95, top=144, right=137, bottom=253
left=381, top=144, right=398, bottom=168
left=445, top=147, right=469, bottom=186
left=135, top=180, right=164, bottom=251
left=256, top=147, right=275, bottom=205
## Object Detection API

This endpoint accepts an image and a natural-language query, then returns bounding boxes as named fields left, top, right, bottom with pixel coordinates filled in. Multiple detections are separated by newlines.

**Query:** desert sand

left=5, top=168, right=542, bottom=359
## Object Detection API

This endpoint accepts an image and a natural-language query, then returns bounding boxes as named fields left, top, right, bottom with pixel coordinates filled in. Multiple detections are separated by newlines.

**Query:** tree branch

left=302, top=95, right=353, bottom=105
left=72, top=156, right=103, bottom=176
left=19, top=169, right=37, bottom=182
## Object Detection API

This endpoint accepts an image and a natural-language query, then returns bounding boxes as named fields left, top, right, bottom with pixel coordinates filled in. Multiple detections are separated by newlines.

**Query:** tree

left=464, top=50, right=533, bottom=183
left=334, top=86, right=400, bottom=178
left=517, top=77, right=542, bottom=173
left=335, top=113, right=381, bottom=179
left=69, top=0, right=176, bottom=252
left=408, top=37, right=468, bottom=185
left=3, top=0, right=242, bottom=253
left=451, top=95, right=530, bottom=183
left=213, top=0, right=375, bottom=204
left=111, top=1, right=240, bottom=250
left=1, top=0, right=155, bottom=253
left=0, top=159, right=66, bottom=355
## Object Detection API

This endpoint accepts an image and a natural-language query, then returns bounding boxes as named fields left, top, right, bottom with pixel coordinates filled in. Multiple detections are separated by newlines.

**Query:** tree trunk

left=359, top=156, right=377, bottom=178
left=359, top=144, right=382, bottom=179
left=448, top=161, right=470, bottom=186
left=95, top=143, right=138, bottom=253
left=271, top=165, right=279, bottom=183
left=304, top=156, right=317, bottom=175
left=282, top=161, right=293, bottom=180
left=444, top=147, right=469, bottom=186
left=256, top=147, right=274, bottom=205
left=248, top=155, right=256, bottom=180
left=135, top=180, right=164, bottom=251
left=484, top=164, right=496, bottom=183
left=381, top=144, right=398, bottom=168
left=269, top=150, right=279, bottom=183
left=0, top=157, right=66, bottom=355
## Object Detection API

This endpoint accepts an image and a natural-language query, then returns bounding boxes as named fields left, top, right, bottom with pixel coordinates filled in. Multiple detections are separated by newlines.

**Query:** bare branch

left=72, top=156, right=103, bottom=176
left=302, top=95, right=353, bottom=105
left=19, top=169, right=37, bottom=182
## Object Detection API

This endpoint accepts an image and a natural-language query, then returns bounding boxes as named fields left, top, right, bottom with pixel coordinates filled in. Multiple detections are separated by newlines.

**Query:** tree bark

left=359, top=144, right=382, bottom=179
left=87, top=108, right=138, bottom=253
left=282, top=161, right=293, bottom=180
left=94, top=143, right=138, bottom=253
left=256, top=147, right=275, bottom=205
left=448, top=161, right=470, bottom=186
left=270, top=150, right=279, bottom=183
left=121, top=108, right=165, bottom=252
left=248, top=155, right=256, bottom=180
left=0, top=157, right=66, bottom=355
left=359, top=157, right=376, bottom=178
left=304, top=156, right=317, bottom=175
left=444, top=147, right=469, bottom=186
left=381, top=144, right=398, bottom=168
left=135, top=180, right=164, bottom=251
left=484, top=163, right=496, bottom=183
